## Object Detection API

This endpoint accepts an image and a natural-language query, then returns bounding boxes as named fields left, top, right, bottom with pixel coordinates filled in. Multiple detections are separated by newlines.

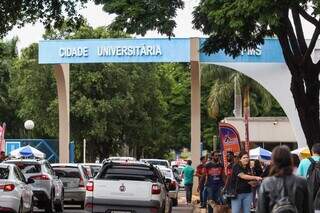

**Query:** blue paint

left=5, top=141, right=21, bottom=155
left=38, top=38, right=285, bottom=64
left=39, top=38, right=190, bottom=64
left=199, top=38, right=284, bottom=63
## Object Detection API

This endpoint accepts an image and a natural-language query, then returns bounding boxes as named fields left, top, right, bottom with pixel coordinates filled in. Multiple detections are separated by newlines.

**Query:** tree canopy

left=96, top=0, right=320, bottom=148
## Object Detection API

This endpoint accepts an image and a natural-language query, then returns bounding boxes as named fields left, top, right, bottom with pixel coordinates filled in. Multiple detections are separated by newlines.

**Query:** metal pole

left=83, top=139, right=86, bottom=163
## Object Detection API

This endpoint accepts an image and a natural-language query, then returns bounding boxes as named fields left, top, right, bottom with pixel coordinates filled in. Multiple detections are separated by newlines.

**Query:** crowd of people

left=181, top=143, right=320, bottom=213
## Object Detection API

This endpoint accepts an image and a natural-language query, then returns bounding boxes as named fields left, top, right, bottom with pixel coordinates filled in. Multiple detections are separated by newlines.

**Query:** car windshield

left=98, top=165, right=159, bottom=182
left=0, top=168, right=9, bottom=179
left=145, top=160, right=168, bottom=167
left=53, top=167, right=81, bottom=178
left=9, top=162, right=41, bottom=174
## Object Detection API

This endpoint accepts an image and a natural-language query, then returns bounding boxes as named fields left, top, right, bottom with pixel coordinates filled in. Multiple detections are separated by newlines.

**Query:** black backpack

left=271, top=177, right=298, bottom=213
left=306, top=158, right=320, bottom=209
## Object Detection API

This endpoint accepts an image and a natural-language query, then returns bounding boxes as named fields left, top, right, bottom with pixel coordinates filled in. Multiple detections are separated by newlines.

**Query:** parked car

left=140, top=159, right=170, bottom=168
left=85, top=160, right=172, bottom=213
left=157, top=166, right=179, bottom=206
left=52, top=163, right=89, bottom=209
left=5, top=159, right=64, bottom=213
left=0, top=163, right=34, bottom=213
left=81, top=163, right=101, bottom=178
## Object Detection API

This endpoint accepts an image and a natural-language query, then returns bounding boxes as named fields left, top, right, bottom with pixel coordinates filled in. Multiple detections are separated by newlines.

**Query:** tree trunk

left=290, top=64, right=320, bottom=150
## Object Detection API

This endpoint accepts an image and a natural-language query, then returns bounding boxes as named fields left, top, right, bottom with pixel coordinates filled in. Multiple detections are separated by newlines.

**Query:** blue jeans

left=231, top=193, right=252, bottom=213
left=185, top=184, right=193, bottom=203
left=207, top=186, right=223, bottom=213
left=200, top=184, right=206, bottom=206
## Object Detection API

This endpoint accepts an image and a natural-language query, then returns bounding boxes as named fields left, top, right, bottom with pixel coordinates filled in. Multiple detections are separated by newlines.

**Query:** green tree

left=97, top=0, right=320, bottom=149
left=0, top=0, right=87, bottom=38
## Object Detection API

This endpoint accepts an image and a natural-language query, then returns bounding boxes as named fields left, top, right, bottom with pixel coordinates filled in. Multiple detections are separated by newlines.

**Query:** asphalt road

left=34, top=192, right=194, bottom=213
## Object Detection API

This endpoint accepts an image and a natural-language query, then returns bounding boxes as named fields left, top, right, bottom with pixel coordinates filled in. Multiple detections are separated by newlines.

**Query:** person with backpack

left=256, top=145, right=312, bottom=213
left=297, top=143, right=320, bottom=210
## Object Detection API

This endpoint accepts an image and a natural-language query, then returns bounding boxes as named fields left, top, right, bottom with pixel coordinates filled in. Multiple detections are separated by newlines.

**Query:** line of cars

left=0, top=158, right=101, bottom=212
left=0, top=157, right=183, bottom=212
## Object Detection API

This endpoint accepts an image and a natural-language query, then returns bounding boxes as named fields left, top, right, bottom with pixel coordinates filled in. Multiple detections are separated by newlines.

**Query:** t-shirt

left=196, top=164, right=206, bottom=186
left=205, top=161, right=224, bottom=188
left=232, top=164, right=252, bottom=194
left=182, top=165, right=195, bottom=185
left=297, top=156, right=320, bottom=177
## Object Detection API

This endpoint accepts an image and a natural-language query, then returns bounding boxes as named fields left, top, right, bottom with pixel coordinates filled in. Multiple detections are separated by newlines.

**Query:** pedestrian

left=222, top=151, right=235, bottom=208
left=256, top=145, right=312, bottom=213
left=181, top=160, right=195, bottom=205
left=0, top=151, right=6, bottom=163
left=291, top=153, right=300, bottom=174
left=196, top=156, right=207, bottom=208
left=231, top=150, right=262, bottom=213
left=250, top=160, right=263, bottom=211
left=205, top=151, right=225, bottom=213
left=297, top=143, right=320, bottom=210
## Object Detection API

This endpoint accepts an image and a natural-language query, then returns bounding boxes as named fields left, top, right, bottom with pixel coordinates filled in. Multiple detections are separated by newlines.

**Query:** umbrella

left=10, top=145, right=45, bottom=159
left=291, top=147, right=311, bottom=159
left=249, top=147, right=272, bottom=160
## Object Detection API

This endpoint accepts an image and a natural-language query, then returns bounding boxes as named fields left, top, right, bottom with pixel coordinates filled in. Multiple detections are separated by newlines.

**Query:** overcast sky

left=5, top=0, right=315, bottom=51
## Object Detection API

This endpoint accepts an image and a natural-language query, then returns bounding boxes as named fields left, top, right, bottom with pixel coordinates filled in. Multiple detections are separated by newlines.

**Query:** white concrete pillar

left=54, top=64, right=70, bottom=163
left=190, top=38, right=201, bottom=195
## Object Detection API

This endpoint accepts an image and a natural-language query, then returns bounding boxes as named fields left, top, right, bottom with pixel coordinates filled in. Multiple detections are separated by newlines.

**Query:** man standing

left=196, top=156, right=207, bottom=208
left=182, top=160, right=195, bottom=205
left=205, top=151, right=225, bottom=213
left=0, top=151, right=6, bottom=163
left=297, top=143, right=320, bottom=177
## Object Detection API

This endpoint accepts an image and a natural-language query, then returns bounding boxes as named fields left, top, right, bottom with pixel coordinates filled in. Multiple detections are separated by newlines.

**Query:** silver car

left=158, top=166, right=179, bottom=206
left=5, top=159, right=64, bottom=213
left=81, top=163, right=101, bottom=178
left=52, top=163, right=89, bottom=209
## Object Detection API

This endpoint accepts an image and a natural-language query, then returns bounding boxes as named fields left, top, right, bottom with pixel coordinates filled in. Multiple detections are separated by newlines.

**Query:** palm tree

left=202, top=64, right=276, bottom=120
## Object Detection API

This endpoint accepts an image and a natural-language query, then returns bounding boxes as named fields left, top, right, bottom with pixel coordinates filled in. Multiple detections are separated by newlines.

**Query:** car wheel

left=172, top=198, right=178, bottom=207
left=45, top=192, right=54, bottom=213
left=55, top=195, right=64, bottom=213
left=80, top=202, right=85, bottom=209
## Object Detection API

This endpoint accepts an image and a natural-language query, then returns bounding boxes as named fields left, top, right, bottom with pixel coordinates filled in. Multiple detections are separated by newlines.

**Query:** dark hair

left=312, top=143, right=320, bottom=155
left=253, top=160, right=263, bottom=175
left=187, top=160, right=192, bottom=165
left=237, top=150, right=249, bottom=168
left=200, top=156, right=206, bottom=161
left=269, top=145, right=293, bottom=177
left=227, top=151, right=234, bottom=156
left=212, top=151, right=220, bottom=156
left=291, top=154, right=300, bottom=168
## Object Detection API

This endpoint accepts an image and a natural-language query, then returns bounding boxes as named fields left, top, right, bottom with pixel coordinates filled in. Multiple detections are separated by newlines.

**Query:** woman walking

left=256, top=145, right=312, bottom=213
left=231, top=151, right=262, bottom=213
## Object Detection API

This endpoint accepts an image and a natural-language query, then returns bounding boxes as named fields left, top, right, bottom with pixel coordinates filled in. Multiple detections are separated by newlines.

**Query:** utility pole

left=83, top=139, right=86, bottom=163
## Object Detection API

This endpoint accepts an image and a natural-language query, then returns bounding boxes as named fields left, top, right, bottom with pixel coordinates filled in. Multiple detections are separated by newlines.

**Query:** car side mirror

left=27, top=178, right=35, bottom=184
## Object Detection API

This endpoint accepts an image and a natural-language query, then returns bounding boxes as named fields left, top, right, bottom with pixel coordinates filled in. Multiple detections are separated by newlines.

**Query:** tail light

left=30, top=175, right=50, bottom=180
left=86, top=180, right=94, bottom=192
left=151, top=184, right=161, bottom=194
left=0, top=184, right=15, bottom=191
left=79, top=177, right=85, bottom=187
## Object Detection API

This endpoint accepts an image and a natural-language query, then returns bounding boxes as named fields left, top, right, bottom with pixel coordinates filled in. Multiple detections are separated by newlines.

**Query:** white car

left=140, top=159, right=170, bottom=168
left=85, top=161, right=172, bottom=213
left=158, top=167, right=179, bottom=206
left=5, top=159, right=64, bottom=212
left=81, top=163, right=102, bottom=178
left=0, top=163, right=34, bottom=212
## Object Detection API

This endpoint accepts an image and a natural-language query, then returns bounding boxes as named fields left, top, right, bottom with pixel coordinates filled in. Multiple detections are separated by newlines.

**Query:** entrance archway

left=39, top=38, right=307, bottom=164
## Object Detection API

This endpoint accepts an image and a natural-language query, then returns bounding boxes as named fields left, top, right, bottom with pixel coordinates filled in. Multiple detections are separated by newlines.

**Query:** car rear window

left=53, top=167, right=81, bottom=178
left=98, top=165, right=159, bottom=182
left=0, top=168, right=9, bottom=179
left=10, top=162, right=41, bottom=174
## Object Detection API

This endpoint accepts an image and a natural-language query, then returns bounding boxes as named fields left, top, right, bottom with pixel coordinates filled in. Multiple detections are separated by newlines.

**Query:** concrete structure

left=224, top=117, right=297, bottom=150
left=38, top=38, right=319, bottom=163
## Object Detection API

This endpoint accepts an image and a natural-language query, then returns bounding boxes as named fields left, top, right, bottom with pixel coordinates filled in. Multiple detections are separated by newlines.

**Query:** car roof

left=5, top=159, right=46, bottom=164
left=103, top=160, right=152, bottom=167
left=140, top=159, right=168, bottom=162
left=81, top=163, right=101, bottom=166
left=0, top=163, right=14, bottom=169
left=51, top=163, right=80, bottom=167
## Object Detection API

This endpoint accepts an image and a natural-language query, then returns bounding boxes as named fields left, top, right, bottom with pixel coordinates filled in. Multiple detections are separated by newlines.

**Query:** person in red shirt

left=196, top=156, right=207, bottom=208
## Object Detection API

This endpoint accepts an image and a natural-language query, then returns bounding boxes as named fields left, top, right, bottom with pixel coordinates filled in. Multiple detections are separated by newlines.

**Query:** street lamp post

left=24, top=120, right=34, bottom=139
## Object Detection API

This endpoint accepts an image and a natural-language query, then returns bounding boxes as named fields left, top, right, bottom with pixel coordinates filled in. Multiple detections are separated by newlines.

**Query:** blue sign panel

left=39, top=38, right=190, bottom=64
left=5, top=141, right=21, bottom=155
left=200, top=38, right=285, bottom=63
